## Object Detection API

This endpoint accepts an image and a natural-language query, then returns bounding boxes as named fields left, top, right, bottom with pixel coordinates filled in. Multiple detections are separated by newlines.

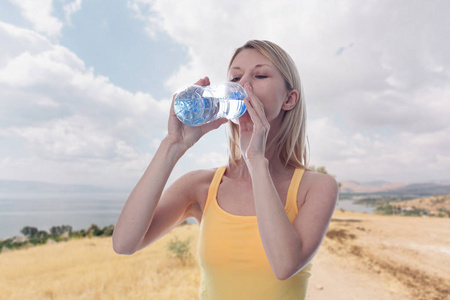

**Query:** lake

left=335, top=198, right=376, bottom=214
left=0, top=195, right=376, bottom=240
left=0, top=194, right=128, bottom=240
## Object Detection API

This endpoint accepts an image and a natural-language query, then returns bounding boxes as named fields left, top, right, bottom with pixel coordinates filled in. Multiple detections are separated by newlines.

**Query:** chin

left=233, top=112, right=251, bottom=126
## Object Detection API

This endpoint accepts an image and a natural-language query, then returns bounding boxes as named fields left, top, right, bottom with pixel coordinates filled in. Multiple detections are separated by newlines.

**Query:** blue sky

left=0, top=0, right=449, bottom=191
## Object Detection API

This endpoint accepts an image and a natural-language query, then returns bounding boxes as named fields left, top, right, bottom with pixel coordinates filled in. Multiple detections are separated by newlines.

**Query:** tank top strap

left=203, top=166, right=227, bottom=218
left=286, top=168, right=305, bottom=215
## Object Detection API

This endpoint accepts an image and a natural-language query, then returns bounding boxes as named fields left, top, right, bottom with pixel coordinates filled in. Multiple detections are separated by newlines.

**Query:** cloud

left=308, top=117, right=450, bottom=182
left=9, top=0, right=63, bottom=37
left=1, top=0, right=449, bottom=187
left=125, top=0, right=450, bottom=181
left=64, top=0, right=82, bottom=26
left=0, top=22, right=169, bottom=187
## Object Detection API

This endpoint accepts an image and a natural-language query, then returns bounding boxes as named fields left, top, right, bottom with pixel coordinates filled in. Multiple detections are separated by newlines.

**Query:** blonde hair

left=226, top=40, right=308, bottom=168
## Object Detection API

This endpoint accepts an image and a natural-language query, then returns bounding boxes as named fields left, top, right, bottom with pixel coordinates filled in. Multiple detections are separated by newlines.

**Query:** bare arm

left=112, top=137, right=187, bottom=254
left=242, top=83, right=338, bottom=279
left=250, top=161, right=338, bottom=280
left=112, top=77, right=227, bottom=255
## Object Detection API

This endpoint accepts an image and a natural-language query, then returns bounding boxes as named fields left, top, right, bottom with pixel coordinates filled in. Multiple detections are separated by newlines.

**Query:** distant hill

left=383, top=183, right=450, bottom=196
left=340, top=181, right=450, bottom=197
left=340, top=180, right=408, bottom=194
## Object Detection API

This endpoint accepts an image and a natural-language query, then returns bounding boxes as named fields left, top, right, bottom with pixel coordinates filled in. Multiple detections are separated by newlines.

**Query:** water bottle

left=174, top=82, right=247, bottom=126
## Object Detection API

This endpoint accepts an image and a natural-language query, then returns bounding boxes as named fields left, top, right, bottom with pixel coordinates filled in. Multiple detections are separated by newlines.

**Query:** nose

left=238, top=74, right=250, bottom=88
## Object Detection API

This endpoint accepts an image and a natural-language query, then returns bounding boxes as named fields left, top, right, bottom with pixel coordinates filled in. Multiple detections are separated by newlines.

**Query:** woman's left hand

left=239, top=83, right=270, bottom=168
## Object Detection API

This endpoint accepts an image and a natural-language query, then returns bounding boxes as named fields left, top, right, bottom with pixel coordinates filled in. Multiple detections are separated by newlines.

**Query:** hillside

left=0, top=211, right=449, bottom=300
left=339, top=180, right=408, bottom=194
left=391, top=194, right=450, bottom=215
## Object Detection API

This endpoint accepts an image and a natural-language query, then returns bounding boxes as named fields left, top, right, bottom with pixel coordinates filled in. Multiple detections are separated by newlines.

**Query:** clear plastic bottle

left=174, top=82, right=247, bottom=126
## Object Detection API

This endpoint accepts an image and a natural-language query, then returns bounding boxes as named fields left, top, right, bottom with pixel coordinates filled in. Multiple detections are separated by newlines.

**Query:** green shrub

left=50, top=225, right=72, bottom=237
left=167, top=236, right=192, bottom=265
left=103, top=225, right=114, bottom=237
left=29, top=231, right=49, bottom=245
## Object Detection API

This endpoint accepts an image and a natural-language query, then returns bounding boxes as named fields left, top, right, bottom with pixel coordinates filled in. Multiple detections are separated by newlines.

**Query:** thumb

left=202, top=118, right=228, bottom=133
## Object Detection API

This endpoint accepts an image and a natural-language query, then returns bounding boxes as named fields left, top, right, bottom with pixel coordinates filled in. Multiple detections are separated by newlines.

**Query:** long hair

left=226, top=40, right=309, bottom=168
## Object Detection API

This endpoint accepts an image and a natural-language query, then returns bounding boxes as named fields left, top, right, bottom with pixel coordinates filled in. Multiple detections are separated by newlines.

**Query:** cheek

left=255, top=92, right=284, bottom=119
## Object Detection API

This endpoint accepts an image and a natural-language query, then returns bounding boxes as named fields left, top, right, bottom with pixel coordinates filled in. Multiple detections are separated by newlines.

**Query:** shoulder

left=170, top=167, right=221, bottom=202
left=178, top=167, right=219, bottom=184
left=162, top=167, right=222, bottom=222
left=171, top=167, right=218, bottom=191
left=304, top=170, right=338, bottom=192
left=300, top=170, right=339, bottom=205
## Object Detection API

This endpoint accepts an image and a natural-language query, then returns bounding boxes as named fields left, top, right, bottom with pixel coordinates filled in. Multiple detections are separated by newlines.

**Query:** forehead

left=229, top=49, right=274, bottom=70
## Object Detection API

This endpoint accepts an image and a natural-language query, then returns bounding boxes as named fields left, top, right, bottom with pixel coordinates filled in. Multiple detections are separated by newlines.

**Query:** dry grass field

left=0, top=211, right=449, bottom=300
left=0, top=225, right=201, bottom=300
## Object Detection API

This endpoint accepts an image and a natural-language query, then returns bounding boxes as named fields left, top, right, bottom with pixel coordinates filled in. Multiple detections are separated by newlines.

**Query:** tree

left=50, top=225, right=72, bottom=237
left=21, top=226, right=38, bottom=237
left=309, top=165, right=342, bottom=188
left=310, top=165, right=329, bottom=175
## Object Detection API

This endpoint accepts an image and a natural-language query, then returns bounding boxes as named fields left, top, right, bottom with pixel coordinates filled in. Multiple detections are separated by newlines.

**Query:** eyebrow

left=230, top=64, right=273, bottom=70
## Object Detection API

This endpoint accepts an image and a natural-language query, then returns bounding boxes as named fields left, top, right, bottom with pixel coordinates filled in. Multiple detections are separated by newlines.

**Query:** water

left=0, top=194, right=127, bottom=240
left=0, top=194, right=375, bottom=240
left=174, top=83, right=247, bottom=126
left=174, top=97, right=246, bottom=126
left=335, top=198, right=376, bottom=214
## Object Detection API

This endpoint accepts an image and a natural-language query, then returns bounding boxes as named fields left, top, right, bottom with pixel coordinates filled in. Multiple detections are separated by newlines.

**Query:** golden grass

left=1, top=211, right=450, bottom=300
left=0, top=225, right=201, bottom=300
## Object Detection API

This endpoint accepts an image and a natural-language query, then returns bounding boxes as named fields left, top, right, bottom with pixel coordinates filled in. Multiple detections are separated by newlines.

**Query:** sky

left=0, top=0, right=449, bottom=193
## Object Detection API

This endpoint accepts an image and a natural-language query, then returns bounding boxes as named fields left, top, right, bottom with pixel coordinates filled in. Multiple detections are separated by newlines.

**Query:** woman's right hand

left=166, top=76, right=228, bottom=150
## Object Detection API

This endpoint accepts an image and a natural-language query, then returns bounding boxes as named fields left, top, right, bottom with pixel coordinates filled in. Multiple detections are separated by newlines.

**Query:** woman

left=113, top=40, right=338, bottom=299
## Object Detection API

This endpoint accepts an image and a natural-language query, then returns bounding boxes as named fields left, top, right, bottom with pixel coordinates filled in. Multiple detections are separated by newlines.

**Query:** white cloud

left=64, top=0, right=82, bottom=26
left=308, top=117, right=450, bottom=182
left=9, top=0, right=63, bottom=37
left=189, top=150, right=228, bottom=168
left=1, top=0, right=449, bottom=187
left=0, top=22, right=169, bottom=187
left=126, top=0, right=450, bottom=182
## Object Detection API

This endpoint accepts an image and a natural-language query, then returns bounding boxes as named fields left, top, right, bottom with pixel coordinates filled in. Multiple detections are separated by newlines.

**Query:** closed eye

left=255, top=75, right=268, bottom=79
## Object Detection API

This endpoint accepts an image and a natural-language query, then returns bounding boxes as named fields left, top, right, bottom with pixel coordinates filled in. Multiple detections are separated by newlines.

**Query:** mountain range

left=340, top=180, right=450, bottom=196
left=1, top=179, right=450, bottom=198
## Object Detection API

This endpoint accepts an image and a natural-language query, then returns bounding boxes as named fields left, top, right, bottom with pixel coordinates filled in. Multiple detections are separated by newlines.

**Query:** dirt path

left=307, top=211, right=450, bottom=300
left=307, top=239, right=408, bottom=299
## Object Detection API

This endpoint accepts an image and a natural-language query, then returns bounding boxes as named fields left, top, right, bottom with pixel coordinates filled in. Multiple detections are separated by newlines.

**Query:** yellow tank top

left=198, top=166, right=312, bottom=300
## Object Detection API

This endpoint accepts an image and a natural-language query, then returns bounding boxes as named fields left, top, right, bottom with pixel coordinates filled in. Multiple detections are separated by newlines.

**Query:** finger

left=201, top=117, right=228, bottom=134
left=244, top=84, right=265, bottom=118
left=169, top=93, right=177, bottom=115
left=244, top=85, right=271, bottom=133
left=244, top=84, right=266, bottom=125
left=243, top=97, right=263, bottom=129
left=194, top=76, right=210, bottom=87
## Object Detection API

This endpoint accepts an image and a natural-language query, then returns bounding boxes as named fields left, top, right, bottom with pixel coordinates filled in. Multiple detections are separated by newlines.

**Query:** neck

left=230, top=116, right=290, bottom=180
left=229, top=146, right=289, bottom=182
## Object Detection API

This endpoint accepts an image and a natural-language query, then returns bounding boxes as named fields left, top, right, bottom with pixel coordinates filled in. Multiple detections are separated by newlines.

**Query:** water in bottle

left=174, top=82, right=247, bottom=126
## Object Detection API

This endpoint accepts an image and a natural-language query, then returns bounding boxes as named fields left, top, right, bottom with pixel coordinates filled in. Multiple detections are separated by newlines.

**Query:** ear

left=281, top=89, right=299, bottom=111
